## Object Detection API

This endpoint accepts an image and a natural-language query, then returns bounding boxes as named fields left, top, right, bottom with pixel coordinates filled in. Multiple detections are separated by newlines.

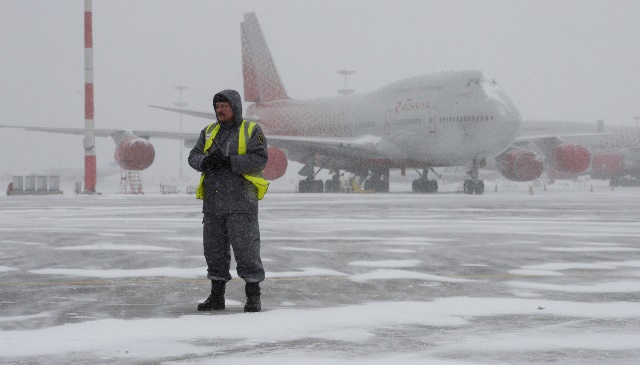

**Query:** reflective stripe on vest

left=196, top=120, right=269, bottom=200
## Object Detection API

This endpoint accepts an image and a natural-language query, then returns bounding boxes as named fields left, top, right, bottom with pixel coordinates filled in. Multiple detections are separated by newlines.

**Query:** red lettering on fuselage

left=395, top=101, right=430, bottom=113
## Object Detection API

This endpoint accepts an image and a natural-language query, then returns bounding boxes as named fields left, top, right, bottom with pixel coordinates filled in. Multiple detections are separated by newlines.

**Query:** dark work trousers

left=202, top=213, right=265, bottom=283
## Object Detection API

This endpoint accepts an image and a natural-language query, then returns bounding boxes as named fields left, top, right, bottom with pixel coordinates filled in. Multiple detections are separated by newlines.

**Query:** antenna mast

left=337, top=70, right=355, bottom=95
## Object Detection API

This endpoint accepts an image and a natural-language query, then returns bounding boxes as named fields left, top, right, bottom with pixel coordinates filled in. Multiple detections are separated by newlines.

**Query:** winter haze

left=1, top=0, right=640, bottom=181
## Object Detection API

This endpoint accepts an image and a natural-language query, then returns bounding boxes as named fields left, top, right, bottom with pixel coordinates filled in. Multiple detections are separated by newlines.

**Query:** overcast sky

left=1, top=0, right=639, bottom=179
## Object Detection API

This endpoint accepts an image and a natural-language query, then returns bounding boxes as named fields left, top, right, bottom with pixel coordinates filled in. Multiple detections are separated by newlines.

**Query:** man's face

left=215, top=102, right=234, bottom=123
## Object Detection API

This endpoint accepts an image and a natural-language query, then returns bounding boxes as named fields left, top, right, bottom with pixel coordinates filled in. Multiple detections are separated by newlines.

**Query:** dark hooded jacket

left=188, top=89, right=268, bottom=213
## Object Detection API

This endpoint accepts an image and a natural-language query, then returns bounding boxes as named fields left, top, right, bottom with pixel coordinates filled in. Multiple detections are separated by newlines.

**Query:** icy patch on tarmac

left=1, top=297, right=639, bottom=360
left=0, top=312, right=51, bottom=323
left=279, top=246, right=332, bottom=252
left=54, top=243, right=180, bottom=251
left=519, top=262, right=618, bottom=270
left=544, top=246, right=640, bottom=252
left=350, top=269, right=473, bottom=283
left=267, top=267, right=348, bottom=278
left=508, top=280, right=640, bottom=293
left=508, top=269, right=565, bottom=276
left=509, top=260, right=640, bottom=277
left=29, top=267, right=203, bottom=278
left=349, top=259, right=420, bottom=268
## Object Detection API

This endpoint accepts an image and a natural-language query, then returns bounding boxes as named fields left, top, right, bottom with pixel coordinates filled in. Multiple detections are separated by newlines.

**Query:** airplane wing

left=0, top=125, right=121, bottom=137
left=148, top=105, right=261, bottom=124
left=148, top=105, right=407, bottom=159
left=513, top=133, right=609, bottom=156
left=0, top=124, right=199, bottom=141
left=148, top=105, right=216, bottom=120
left=268, top=134, right=407, bottom=160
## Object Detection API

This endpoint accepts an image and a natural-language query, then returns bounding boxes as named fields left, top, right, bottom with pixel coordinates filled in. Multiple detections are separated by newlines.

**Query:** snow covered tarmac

left=1, top=184, right=639, bottom=364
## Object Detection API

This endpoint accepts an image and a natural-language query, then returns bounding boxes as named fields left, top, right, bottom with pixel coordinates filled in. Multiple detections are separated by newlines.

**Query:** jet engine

left=550, top=143, right=590, bottom=174
left=263, top=146, right=288, bottom=180
left=114, top=138, right=156, bottom=171
left=591, top=153, right=624, bottom=179
left=497, top=149, right=544, bottom=182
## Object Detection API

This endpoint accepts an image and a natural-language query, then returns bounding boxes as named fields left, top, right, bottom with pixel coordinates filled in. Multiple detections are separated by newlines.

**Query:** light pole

left=633, top=116, right=640, bottom=130
left=174, top=85, right=188, bottom=179
left=337, top=70, right=355, bottom=95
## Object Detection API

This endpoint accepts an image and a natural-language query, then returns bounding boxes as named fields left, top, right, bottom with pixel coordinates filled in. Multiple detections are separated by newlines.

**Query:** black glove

left=202, top=149, right=231, bottom=170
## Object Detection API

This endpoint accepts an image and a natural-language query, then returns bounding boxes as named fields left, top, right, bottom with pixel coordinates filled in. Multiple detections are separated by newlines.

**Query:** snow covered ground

left=1, top=182, right=639, bottom=364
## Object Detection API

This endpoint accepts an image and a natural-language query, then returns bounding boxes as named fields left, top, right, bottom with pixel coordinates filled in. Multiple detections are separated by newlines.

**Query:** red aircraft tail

left=241, top=12, right=288, bottom=103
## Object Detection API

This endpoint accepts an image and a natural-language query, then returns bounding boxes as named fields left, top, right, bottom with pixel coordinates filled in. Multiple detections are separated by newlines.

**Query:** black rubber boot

left=197, top=280, right=226, bottom=311
left=244, top=282, right=261, bottom=312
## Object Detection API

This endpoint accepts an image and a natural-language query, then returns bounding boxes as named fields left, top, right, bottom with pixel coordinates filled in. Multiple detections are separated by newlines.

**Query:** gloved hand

left=202, top=149, right=231, bottom=170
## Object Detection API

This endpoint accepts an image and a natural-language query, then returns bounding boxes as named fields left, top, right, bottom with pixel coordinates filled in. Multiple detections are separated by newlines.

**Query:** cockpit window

left=466, top=77, right=499, bottom=87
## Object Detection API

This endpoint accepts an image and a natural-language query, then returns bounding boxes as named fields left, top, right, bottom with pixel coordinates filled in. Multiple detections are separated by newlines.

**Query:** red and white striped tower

left=83, top=0, right=97, bottom=192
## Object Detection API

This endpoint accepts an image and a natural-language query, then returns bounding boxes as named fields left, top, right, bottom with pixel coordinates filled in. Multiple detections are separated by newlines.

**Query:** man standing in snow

left=188, top=89, right=269, bottom=312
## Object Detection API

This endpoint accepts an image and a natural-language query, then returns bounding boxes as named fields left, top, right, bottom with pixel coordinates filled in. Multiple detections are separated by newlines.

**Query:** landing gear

left=463, top=158, right=485, bottom=195
left=412, top=167, right=439, bottom=193
left=325, top=174, right=341, bottom=193
left=352, top=168, right=389, bottom=193
left=463, top=179, right=484, bottom=194
left=298, top=177, right=324, bottom=193
left=363, top=168, right=390, bottom=193
left=297, top=158, right=324, bottom=193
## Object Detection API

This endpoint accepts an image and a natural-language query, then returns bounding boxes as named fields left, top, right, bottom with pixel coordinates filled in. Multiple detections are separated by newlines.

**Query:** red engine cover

left=263, top=146, right=288, bottom=180
left=551, top=143, right=590, bottom=174
left=498, top=149, right=544, bottom=181
left=591, top=153, right=624, bottom=179
left=114, top=138, right=155, bottom=171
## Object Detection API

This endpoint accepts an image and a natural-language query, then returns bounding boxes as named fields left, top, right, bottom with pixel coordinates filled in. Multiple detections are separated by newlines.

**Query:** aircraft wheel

left=412, top=179, right=435, bottom=193
left=325, top=179, right=334, bottom=192
left=363, top=179, right=374, bottom=191
left=377, top=180, right=390, bottom=193
left=428, top=180, right=438, bottom=193
left=463, top=180, right=474, bottom=194
left=412, top=180, right=419, bottom=192
left=298, top=180, right=309, bottom=193
left=474, top=180, right=485, bottom=195
left=312, top=179, right=324, bottom=193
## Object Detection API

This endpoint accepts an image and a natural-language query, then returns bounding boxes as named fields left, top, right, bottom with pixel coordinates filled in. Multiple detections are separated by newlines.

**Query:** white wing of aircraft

left=0, top=124, right=199, bottom=172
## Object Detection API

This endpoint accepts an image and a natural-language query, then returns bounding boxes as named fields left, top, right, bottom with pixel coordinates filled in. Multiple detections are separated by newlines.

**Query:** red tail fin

left=241, top=12, right=288, bottom=103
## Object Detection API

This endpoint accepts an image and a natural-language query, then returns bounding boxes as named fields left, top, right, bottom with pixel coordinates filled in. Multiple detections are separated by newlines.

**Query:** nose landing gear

left=463, top=158, right=485, bottom=195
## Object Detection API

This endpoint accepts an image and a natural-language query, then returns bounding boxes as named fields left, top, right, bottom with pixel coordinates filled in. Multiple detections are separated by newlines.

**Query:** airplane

left=2, top=12, right=603, bottom=194
left=584, top=125, right=640, bottom=186
left=518, top=121, right=640, bottom=186
left=490, top=119, right=603, bottom=183
left=464, top=118, right=639, bottom=187
left=151, top=12, right=526, bottom=195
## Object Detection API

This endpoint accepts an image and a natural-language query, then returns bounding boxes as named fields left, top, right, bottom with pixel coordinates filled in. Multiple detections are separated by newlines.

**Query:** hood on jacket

left=213, top=89, right=243, bottom=124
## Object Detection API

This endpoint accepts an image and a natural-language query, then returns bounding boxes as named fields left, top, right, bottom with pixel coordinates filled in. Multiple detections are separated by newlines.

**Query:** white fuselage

left=249, top=70, right=521, bottom=169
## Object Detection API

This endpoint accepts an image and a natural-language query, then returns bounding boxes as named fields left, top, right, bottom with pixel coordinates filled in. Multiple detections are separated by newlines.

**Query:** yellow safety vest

left=196, top=120, right=269, bottom=200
